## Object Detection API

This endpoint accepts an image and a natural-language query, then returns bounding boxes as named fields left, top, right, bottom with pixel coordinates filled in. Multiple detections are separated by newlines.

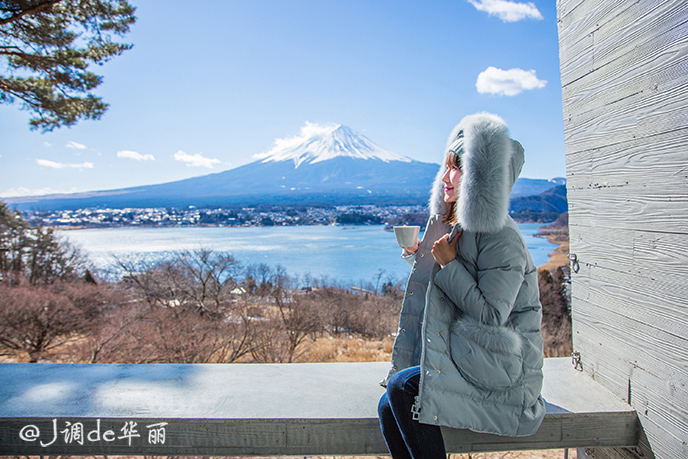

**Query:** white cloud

left=43, top=141, right=52, bottom=147
left=173, top=150, right=221, bottom=168
left=66, top=140, right=87, bottom=150
left=36, top=159, right=94, bottom=169
left=117, top=150, right=155, bottom=161
left=0, top=186, right=80, bottom=198
left=476, top=66, right=547, bottom=96
left=467, top=0, right=543, bottom=22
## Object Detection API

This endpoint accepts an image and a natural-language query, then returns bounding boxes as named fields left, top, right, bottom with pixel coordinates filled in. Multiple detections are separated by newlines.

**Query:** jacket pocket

left=448, top=314, right=524, bottom=391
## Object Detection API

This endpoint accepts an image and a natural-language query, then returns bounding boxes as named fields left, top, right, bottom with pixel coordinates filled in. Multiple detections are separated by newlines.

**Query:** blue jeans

left=377, top=365, right=447, bottom=458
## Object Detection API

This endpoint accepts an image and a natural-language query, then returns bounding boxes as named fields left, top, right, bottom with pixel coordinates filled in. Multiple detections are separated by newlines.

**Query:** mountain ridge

left=5, top=122, right=566, bottom=211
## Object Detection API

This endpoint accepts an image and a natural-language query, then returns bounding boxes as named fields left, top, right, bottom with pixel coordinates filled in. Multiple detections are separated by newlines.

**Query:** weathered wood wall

left=556, top=0, right=688, bottom=458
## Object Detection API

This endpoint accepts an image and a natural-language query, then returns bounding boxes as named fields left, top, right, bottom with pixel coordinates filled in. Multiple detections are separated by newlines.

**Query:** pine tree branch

left=0, top=0, right=135, bottom=130
left=0, top=0, right=63, bottom=26
left=0, top=48, right=55, bottom=65
left=0, top=78, right=41, bottom=107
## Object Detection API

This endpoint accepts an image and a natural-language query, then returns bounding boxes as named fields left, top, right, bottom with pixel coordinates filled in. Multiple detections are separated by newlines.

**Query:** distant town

left=21, top=204, right=558, bottom=229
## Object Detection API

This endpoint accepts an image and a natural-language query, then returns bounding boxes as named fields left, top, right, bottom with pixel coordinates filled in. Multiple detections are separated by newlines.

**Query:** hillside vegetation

left=0, top=203, right=571, bottom=364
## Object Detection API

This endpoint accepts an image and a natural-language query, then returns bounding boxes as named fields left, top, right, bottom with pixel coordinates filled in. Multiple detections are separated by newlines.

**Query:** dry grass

left=536, top=230, right=569, bottom=273
left=296, top=334, right=394, bottom=362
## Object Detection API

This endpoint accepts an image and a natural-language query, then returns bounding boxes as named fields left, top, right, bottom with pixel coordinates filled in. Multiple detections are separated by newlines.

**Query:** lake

left=58, top=223, right=558, bottom=287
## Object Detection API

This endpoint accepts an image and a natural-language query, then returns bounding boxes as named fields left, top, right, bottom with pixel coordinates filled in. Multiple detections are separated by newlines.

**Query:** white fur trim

left=430, top=111, right=521, bottom=234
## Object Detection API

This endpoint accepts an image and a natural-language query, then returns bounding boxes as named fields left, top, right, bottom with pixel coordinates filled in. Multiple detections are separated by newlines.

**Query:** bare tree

left=211, top=298, right=266, bottom=363
left=249, top=320, right=292, bottom=363
left=271, top=282, right=322, bottom=363
left=114, top=248, right=242, bottom=316
left=0, top=281, right=107, bottom=361
left=105, top=249, right=265, bottom=364
left=314, top=285, right=399, bottom=339
left=77, top=299, right=142, bottom=363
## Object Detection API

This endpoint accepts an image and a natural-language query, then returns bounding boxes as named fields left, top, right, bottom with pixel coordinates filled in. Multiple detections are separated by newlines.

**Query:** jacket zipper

left=414, top=264, right=438, bottom=422
left=411, top=394, right=421, bottom=420
left=412, top=215, right=447, bottom=423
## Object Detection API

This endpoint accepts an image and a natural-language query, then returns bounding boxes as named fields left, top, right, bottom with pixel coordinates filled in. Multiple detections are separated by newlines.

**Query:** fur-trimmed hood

left=428, top=112, right=525, bottom=233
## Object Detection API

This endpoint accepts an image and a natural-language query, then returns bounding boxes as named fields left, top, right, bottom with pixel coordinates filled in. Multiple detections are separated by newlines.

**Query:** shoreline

left=532, top=226, right=569, bottom=272
left=49, top=218, right=555, bottom=232
left=50, top=222, right=338, bottom=231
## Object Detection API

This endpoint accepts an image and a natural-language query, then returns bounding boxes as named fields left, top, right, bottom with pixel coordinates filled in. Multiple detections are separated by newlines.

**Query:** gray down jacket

left=379, top=111, right=547, bottom=437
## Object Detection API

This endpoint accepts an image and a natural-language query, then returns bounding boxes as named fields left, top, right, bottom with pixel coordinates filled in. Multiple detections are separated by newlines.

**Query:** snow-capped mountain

left=5, top=122, right=564, bottom=211
left=7, top=123, right=438, bottom=210
left=253, top=122, right=412, bottom=167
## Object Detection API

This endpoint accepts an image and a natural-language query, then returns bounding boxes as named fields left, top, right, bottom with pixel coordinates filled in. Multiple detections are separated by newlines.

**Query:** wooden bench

left=0, top=357, right=639, bottom=455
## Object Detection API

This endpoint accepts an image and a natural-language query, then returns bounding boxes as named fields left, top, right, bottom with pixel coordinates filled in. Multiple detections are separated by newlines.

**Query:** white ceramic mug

left=393, top=225, right=420, bottom=248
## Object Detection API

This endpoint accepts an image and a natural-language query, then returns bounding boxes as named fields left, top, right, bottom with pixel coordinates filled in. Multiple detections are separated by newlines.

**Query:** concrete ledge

left=0, top=357, right=638, bottom=455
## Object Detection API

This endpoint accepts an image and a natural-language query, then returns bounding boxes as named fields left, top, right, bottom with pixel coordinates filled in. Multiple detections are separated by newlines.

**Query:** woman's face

left=441, top=155, right=462, bottom=203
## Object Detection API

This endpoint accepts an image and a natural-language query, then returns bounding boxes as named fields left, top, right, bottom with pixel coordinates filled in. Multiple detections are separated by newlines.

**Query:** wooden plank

left=573, top=312, right=688, bottom=409
left=588, top=0, right=687, bottom=68
left=629, top=364, right=688, bottom=458
left=572, top=268, right=687, bottom=340
left=566, top=225, right=688, bottom=337
left=0, top=418, right=384, bottom=456
left=442, top=413, right=638, bottom=453
left=562, top=76, right=688, bottom=156
left=563, top=33, right=688, bottom=143
left=577, top=445, right=646, bottom=459
left=572, top=296, right=688, bottom=379
left=574, top=316, right=688, bottom=457
left=0, top=415, right=639, bottom=455
left=558, top=0, right=633, bottom=36
left=566, top=186, right=688, bottom=234
left=566, top=126, right=688, bottom=183
left=568, top=223, right=688, bottom=279
left=572, top=319, right=634, bottom=400
left=560, top=0, right=686, bottom=88
left=558, top=0, right=688, bottom=154
left=556, top=0, right=587, bottom=23
left=562, top=0, right=687, bottom=92
left=566, top=125, right=688, bottom=231
left=573, top=321, right=688, bottom=459
left=558, top=0, right=633, bottom=86
left=0, top=359, right=637, bottom=455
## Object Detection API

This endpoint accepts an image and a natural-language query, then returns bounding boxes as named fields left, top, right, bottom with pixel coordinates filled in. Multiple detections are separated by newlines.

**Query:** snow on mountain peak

left=252, top=121, right=412, bottom=167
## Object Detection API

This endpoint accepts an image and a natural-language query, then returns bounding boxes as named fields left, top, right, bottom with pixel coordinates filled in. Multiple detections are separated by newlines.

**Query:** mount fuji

left=5, top=122, right=562, bottom=211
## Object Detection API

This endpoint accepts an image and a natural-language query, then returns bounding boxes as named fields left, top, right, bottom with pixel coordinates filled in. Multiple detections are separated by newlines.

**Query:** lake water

left=58, top=223, right=557, bottom=287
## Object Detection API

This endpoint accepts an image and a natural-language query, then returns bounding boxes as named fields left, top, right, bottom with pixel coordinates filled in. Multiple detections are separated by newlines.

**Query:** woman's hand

left=402, top=240, right=420, bottom=255
left=432, top=231, right=462, bottom=267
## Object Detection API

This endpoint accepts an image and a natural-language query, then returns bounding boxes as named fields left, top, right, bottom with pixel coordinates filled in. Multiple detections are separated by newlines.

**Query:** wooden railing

left=0, top=357, right=638, bottom=455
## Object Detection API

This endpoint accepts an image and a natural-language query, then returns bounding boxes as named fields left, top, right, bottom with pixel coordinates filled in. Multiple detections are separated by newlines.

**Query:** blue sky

left=0, top=0, right=565, bottom=198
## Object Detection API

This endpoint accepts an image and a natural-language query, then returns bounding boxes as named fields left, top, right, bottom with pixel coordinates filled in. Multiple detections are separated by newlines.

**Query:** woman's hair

left=441, top=152, right=462, bottom=225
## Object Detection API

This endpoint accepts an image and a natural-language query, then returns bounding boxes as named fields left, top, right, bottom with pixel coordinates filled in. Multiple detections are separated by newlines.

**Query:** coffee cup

left=393, top=225, right=420, bottom=248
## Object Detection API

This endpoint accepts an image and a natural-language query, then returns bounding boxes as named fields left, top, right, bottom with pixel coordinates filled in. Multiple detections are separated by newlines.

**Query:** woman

left=377, top=112, right=546, bottom=458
